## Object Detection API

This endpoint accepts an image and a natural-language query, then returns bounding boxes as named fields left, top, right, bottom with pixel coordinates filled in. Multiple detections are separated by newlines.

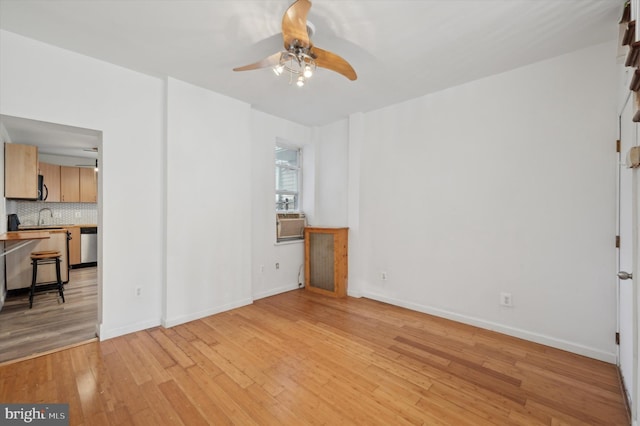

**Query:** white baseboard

left=99, top=318, right=161, bottom=340
left=253, top=283, right=300, bottom=300
left=161, top=298, right=253, bottom=328
left=362, top=291, right=617, bottom=364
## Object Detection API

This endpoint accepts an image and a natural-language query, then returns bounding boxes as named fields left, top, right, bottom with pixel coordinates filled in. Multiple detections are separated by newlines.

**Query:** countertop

left=18, top=224, right=97, bottom=231
left=0, top=231, right=51, bottom=242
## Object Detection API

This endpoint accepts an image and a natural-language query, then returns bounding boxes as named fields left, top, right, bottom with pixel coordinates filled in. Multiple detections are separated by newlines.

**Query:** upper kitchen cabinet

left=60, top=166, right=97, bottom=203
left=38, top=162, right=61, bottom=202
left=5, top=143, right=38, bottom=199
left=79, top=168, right=97, bottom=203
left=60, top=166, right=80, bottom=202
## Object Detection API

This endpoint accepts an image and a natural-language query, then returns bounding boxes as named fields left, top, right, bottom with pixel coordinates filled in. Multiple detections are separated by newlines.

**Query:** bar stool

left=29, top=250, right=65, bottom=309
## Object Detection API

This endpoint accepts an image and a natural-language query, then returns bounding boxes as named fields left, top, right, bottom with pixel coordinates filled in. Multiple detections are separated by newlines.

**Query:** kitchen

left=0, top=115, right=100, bottom=363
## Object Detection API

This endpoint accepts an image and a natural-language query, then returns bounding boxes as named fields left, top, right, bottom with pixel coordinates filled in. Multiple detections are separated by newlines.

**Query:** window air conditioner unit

left=277, top=213, right=306, bottom=241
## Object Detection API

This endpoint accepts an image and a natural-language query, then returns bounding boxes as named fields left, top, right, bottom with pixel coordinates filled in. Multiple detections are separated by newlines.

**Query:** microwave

left=37, top=174, right=49, bottom=201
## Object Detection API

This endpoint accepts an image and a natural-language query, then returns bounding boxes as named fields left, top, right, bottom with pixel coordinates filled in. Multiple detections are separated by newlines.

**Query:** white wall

left=164, top=77, right=252, bottom=325
left=250, top=110, right=311, bottom=300
left=346, top=41, right=618, bottom=361
left=0, top=28, right=622, bottom=363
left=0, top=30, right=324, bottom=335
left=313, top=119, right=349, bottom=227
left=0, top=30, right=165, bottom=338
left=0, top=125, right=6, bottom=309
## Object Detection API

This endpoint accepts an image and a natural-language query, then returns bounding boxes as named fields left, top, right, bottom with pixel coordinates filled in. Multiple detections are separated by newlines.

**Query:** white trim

left=161, top=298, right=253, bottom=328
left=362, top=290, right=617, bottom=363
left=274, top=239, right=304, bottom=246
left=99, top=318, right=161, bottom=340
left=253, top=283, right=300, bottom=300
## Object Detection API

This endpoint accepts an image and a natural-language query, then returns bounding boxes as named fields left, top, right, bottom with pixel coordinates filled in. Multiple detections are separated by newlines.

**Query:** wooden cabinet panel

left=60, top=166, right=80, bottom=202
left=68, top=226, right=81, bottom=266
left=79, top=168, right=97, bottom=202
left=38, top=162, right=61, bottom=202
left=304, top=227, right=348, bottom=298
left=5, top=143, right=38, bottom=199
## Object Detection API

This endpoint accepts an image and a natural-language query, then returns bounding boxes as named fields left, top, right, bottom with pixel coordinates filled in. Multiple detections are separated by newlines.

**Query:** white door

left=619, top=93, right=636, bottom=419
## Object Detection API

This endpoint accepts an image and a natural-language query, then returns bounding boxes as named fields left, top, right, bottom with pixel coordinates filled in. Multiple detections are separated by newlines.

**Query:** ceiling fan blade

left=312, top=47, right=357, bottom=81
left=233, top=52, right=282, bottom=72
left=282, top=0, right=311, bottom=49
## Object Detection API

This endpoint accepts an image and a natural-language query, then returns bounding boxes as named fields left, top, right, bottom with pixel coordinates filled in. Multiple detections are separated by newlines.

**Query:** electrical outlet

left=135, top=287, right=142, bottom=296
left=275, top=262, right=280, bottom=270
left=75, top=211, right=81, bottom=218
left=381, top=271, right=388, bottom=280
left=500, top=292, right=513, bottom=307
left=54, top=212, right=62, bottom=218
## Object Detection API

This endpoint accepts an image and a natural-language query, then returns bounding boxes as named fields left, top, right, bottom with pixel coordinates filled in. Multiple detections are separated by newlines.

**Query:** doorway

left=0, top=115, right=102, bottom=364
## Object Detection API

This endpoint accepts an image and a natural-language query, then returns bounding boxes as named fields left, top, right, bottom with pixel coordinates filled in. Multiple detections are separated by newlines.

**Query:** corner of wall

left=0, top=125, right=6, bottom=311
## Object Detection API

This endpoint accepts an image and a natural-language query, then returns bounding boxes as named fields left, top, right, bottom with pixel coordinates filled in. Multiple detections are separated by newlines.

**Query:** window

left=275, top=144, right=301, bottom=212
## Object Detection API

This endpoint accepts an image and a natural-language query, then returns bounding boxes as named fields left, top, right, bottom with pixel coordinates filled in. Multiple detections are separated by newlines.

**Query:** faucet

left=38, top=208, right=53, bottom=225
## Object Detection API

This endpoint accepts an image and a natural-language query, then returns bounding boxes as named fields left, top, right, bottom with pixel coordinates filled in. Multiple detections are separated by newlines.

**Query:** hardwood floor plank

left=243, top=382, right=300, bottom=425
left=166, top=364, right=232, bottom=425
left=190, top=339, right=254, bottom=388
left=149, top=328, right=195, bottom=369
left=130, top=407, right=173, bottom=426
left=137, top=380, right=186, bottom=426
left=75, top=366, right=106, bottom=420
left=51, top=349, right=85, bottom=424
left=101, top=350, right=150, bottom=417
left=426, top=380, right=514, bottom=424
left=213, top=371, right=287, bottom=425
left=112, top=337, right=152, bottom=386
left=132, top=329, right=176, bottom=370
left=185, top=364, right=259, bottom=425
left=157, top=379, right=210, bottom=426
left=125, top=335, right=173, bottom=384
left=0, top=289, right=629, bottom=425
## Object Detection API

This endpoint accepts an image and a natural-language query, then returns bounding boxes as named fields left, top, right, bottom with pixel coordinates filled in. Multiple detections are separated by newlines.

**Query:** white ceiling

left=0, top=114, right=100, bottom=159
left=0, top=0, right=622, bottom=128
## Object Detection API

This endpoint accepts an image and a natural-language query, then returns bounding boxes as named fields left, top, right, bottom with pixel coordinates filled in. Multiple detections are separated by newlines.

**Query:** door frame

left=618, top=89, right=638, bottom=424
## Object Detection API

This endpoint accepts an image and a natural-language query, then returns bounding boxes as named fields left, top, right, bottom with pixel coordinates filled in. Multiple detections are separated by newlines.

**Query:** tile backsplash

left=8, top=200, right=97, bottom=226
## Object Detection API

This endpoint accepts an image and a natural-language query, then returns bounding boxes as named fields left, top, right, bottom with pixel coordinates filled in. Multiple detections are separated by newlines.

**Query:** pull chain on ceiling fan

left=233, top=0, right=357, bottom=86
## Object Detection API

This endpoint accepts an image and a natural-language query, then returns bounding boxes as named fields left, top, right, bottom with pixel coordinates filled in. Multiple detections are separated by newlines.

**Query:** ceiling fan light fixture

left=233, top=0, right=357, bottom=83
left=271, top=50, right=316, bottom=86
left=303, top=64, right=313, bottom=78
left=273, top=65, right=284, bottom=76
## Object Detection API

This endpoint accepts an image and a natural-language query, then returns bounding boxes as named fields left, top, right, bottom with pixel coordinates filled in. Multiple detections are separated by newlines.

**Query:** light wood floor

left=0, top=267, right=97, bottom=363
left=0, top=289, right=629, bottom=425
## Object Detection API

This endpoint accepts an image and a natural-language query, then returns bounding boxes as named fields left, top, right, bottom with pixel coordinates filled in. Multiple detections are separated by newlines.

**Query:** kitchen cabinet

left=60, top=166, right=80, bottom=202
left=68, top=226, right=81, bottom=266
left=79, top=168, right=97, bottom=202
left=304, top=227, right=348, bottom=298
left=38, top=162, right=61, bottom=202
left=60, top=166, right=96, bottom=203
left=6, top=229, right=69, bottom=290
left=5, top=143, right=38, bottom=199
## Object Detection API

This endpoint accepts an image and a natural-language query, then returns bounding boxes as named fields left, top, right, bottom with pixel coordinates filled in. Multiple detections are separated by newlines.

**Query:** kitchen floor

left=0, top=266, right=97, bottom=364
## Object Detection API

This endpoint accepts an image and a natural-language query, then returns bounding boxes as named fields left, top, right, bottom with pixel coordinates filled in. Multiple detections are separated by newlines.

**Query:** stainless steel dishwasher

left=80, top=226, right=98, bottom=264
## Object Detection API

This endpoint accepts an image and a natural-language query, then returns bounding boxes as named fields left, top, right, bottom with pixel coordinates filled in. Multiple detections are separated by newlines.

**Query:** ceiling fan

left=233, top=0, right=357, bottom=86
